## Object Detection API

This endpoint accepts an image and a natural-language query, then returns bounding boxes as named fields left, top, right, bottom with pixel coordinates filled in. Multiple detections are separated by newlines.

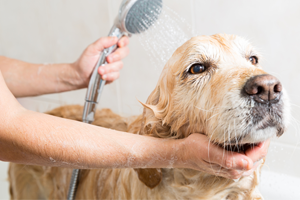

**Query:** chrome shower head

left=116, top=0, right=163, bottom=34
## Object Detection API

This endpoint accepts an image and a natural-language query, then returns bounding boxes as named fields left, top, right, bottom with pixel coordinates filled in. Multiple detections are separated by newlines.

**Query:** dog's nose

left=243, top=74, right=282, bottom=104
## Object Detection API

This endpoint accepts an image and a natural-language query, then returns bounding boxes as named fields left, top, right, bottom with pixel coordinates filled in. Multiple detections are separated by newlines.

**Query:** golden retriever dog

left=9, top=34, right=289, bottom=200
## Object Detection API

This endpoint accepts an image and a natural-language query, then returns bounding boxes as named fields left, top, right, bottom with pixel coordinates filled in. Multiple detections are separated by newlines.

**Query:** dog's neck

left=130, top=105, right=190, bottom=139
left=127, top=108, right=211, bottom=189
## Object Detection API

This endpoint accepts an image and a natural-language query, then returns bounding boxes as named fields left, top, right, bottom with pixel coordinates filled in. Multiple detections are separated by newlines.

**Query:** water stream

left=136, top=5, right=195, bottom=72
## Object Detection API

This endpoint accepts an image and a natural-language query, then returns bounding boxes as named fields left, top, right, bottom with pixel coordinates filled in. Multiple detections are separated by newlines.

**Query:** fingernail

left=242, top=159, right=248, bottom=169
left=102, top=75, right=107, bottom=80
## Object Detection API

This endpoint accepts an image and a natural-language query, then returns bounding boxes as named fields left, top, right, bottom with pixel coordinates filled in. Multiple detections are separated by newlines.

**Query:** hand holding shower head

left=67, top=1, right=163, bottom=199
left=82, top=0, right=163, bottom=123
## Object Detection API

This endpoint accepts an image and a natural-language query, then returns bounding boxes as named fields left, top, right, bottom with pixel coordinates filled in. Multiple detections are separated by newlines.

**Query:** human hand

left=72, top=36, right=129, bottom=87
left=242, top=139, right=270, bottom=176
left=177, top=134, right=270, bottom=179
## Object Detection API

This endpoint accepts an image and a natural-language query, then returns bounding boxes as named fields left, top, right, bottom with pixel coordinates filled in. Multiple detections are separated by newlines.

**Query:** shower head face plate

left=122, top=0, right=163, bottom=34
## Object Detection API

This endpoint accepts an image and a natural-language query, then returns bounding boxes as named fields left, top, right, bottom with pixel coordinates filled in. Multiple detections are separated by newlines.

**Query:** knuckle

left=94, top=38, right=105, bottom=47
left=86, top=44, right=95, bottom=52
left=225, top=158, right=233, bottom=169
left=98, top=37, right=105, bottom=43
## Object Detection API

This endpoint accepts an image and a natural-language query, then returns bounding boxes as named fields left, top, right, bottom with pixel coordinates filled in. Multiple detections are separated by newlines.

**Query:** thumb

left=205, top=142, right=254, bottom=170
left=89, top=37, right=118, bottom=54
left=245, top=140, right=270, bottom=163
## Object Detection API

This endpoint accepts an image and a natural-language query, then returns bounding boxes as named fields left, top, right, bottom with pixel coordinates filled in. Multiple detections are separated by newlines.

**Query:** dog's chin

left=220, top=126, right=278, bottom=153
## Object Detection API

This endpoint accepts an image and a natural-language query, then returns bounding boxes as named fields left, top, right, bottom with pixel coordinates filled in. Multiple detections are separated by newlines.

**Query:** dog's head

left=141, top=34, right=289, bottom=146
left=136, top=34, right=289, bottom=188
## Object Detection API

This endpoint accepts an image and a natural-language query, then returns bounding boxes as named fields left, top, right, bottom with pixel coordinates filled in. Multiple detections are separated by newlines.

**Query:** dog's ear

left=134, top=168, right=162, bottom=189
left=138, top=66, right=177, bottom=133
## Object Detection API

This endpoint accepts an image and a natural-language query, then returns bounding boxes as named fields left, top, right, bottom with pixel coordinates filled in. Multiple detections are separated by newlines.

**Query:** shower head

left=115, top=0, right=163, bottom=34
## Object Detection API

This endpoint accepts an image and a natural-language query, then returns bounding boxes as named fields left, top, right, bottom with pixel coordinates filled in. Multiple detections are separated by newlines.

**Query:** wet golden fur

left=9, top=34, right=289, bottom=199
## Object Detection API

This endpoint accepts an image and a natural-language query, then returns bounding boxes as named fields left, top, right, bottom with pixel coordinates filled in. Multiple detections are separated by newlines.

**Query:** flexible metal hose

left=66, top=28, right=121, bottom=200
left=67, top=169, right=80, bottom=200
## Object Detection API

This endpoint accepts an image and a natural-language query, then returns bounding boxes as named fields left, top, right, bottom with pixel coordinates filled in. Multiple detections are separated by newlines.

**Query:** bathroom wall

left=0, top=0, right=299, bottom=199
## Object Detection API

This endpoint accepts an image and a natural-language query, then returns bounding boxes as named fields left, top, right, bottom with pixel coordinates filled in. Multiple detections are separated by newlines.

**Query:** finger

left=203, top=142, right=253, bottom=171
left=88, top=37, right=118, bottom=55
left=101, top=72, right=120, bottom=84
left=207, top=166, right=243, bottom=179
left=245, top=139, right=270, bottom=163
left=98, top=61, right=123, bottom=75
left=226, top=169, right=244, bottom=179
left=242, top=158, right=264, bottom=176
left=192, top=160, right=242, bottom=179
left=117, top=36, right=129, bottom=48
left=106, top=46, right=130, bottom=63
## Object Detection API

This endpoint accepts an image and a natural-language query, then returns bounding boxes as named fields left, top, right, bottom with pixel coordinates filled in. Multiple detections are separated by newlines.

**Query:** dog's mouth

left=215, top=101, right=285, bottom=153
left=221, top=142, right=263, bottom=153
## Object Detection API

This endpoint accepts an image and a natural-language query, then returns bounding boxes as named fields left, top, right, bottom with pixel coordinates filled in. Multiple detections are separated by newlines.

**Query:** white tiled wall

left=0, top=0, right=299, bottom=199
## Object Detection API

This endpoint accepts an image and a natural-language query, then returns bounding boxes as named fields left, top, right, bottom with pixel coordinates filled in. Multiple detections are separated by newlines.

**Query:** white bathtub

left=260, top=170, right=300, bottom=200
left=259, top=141, right=300, bottom=200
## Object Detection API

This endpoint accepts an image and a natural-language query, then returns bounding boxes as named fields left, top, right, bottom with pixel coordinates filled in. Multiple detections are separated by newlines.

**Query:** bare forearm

left=0, top=56, right=83, bottom=97
left=2, top=110, right=178, bottom=169
left=0, top=72, right=178, bottom=168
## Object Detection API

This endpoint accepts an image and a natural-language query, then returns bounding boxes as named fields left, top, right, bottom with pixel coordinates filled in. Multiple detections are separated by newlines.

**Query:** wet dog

left=9, top=34, right=289, bottom=199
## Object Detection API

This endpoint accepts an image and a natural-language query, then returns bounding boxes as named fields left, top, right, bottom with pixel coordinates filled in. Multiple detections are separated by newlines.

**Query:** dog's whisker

left=289, top=116, right=300, bottom=138
left=206, top=110, right=223, bottom=122
left=194, top=105, right=216, bottom=112
left=290, top=103, right=300, bottom=109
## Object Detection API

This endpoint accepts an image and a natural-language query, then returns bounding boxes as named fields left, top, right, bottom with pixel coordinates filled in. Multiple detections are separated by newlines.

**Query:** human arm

left=0, top=36, right=129, bottom=98
left=0, top=71, right=265, bottom=175
left=0, top=70, right=179, bottom=168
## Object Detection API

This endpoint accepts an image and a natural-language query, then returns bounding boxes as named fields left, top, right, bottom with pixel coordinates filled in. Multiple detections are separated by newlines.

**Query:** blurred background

left=0, top=0, right=300, bottom=199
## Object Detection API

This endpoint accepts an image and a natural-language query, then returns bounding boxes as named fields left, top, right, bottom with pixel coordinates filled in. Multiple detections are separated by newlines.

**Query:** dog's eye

left=249, top=56, right=258, bottom=65
left=189, top=64, right=206, bottom=74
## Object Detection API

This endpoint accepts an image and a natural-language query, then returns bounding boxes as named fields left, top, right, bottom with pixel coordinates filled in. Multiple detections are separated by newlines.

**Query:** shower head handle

left=82, top=0, right=163, bottom=123
left=82, top=27, right=123, bottom=123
